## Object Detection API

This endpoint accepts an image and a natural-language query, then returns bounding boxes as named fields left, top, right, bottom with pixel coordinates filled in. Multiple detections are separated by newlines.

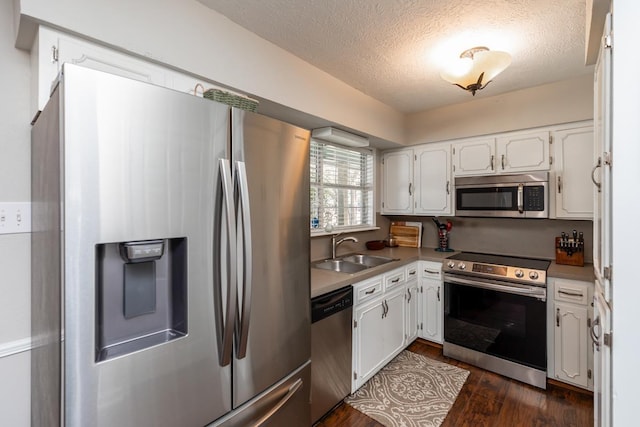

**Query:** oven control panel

left=445, top=261, right=546, bottom=286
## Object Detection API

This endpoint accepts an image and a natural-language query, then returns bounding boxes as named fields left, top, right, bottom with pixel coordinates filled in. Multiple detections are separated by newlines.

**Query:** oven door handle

left=444, top=275, right=546, bottom=300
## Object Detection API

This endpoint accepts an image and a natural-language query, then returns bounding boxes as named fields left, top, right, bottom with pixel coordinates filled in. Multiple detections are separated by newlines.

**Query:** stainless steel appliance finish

left=443, top=252, right=549, bottom=389
left=310, top=286, right=353, bottom=423
left=455, top=172, right=549, bottom=218
left=444, top=252, right=549, bottom=288
left=31, top=64, right=311, bottom=427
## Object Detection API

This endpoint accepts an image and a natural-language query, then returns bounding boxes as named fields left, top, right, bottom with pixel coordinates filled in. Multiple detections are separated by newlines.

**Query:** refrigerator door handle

left=249, top=379, right=303, bottom=427
left=235, top=161, right=253, bottom=359
left=219, top=158, right=237, bottom=367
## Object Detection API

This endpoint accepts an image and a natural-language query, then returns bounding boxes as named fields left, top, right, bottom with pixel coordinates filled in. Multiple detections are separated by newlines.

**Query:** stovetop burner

left=445, top=252, right=550, bottom=286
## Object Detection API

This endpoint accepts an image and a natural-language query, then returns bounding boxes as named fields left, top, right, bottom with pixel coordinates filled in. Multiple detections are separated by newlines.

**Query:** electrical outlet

left=0, top=202, right=31, bottom=234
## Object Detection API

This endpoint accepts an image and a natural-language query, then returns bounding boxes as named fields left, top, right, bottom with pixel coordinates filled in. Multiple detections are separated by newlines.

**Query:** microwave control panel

left=524, top=186, right=545, bottom=211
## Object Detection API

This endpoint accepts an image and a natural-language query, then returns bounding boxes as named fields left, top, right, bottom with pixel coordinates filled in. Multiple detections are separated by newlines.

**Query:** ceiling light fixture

left=311, top=127, right=369, bottom=148
left=440, top=46, right=511, bottom=96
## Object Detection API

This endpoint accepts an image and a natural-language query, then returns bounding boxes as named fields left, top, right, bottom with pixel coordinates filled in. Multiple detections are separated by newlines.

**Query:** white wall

left=0, top=1, right=32, bottom=425
left=15, top=0, right=405, bottom=146
left=406, top=74, right=594, bottom=144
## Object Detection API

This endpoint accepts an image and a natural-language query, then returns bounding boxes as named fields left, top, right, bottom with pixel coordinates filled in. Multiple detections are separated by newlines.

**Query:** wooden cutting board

left=390, top=224, right=421, bottom=248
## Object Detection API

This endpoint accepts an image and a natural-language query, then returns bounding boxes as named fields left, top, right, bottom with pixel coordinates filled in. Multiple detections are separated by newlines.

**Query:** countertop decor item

left=389, top=221, right=422, bottom=248
left=555, top=229, right=585, bottom=266
left=365, top=240, right=386, bottom=250
left=433, top=218, right=454, bottom=252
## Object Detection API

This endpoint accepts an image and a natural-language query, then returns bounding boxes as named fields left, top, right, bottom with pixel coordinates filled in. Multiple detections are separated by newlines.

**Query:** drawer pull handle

left=365, top=288, right=376, bottom=295
left=391, top=278, right=400, bottom=283
left=409, top=271, right=416, bottom=276
left=424, top=269, right=439, bottom=274
left=558, top=289, right=584, bottom=298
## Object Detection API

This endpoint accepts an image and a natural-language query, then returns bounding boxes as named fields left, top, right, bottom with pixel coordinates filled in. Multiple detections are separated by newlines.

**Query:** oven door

left=444, top=274, right=547, bottom=371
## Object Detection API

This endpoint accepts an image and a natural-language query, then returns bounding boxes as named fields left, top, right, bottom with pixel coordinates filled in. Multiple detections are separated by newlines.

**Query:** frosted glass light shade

left=440, top=47, right=511, bottom=95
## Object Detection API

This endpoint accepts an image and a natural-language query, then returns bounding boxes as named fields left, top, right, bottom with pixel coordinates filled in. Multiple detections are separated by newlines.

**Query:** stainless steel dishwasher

left=311, top=285, right=353, bottom=424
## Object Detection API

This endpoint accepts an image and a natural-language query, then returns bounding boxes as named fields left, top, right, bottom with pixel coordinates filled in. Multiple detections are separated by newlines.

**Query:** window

left=310, top=140, right=374, bottom=233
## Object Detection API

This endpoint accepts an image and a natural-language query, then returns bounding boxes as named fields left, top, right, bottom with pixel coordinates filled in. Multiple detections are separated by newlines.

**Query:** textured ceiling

left=197, top=0, right=592, bottom=113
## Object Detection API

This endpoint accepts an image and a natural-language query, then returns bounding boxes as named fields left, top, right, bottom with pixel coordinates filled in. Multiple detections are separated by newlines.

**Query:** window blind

left=310, top=140, right=374, bottom=232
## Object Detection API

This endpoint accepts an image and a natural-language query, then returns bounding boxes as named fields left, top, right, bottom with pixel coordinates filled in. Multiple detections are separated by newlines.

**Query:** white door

left=554, top=302, right=589, bottom=388
left=382, top=150, right=414, bottom=214
left=383, top=288, right=407, bottom=362
left=406, top=280, right=420, bottom=344
left=593, top=13, right=613, bottom=304
left=496, top=131, right=550, bottom=173
left=422, top=279, right=443, bottom=343
left=414, top=144, right=452, bottom=215
left=353, top=299, right=387, bottom=388
left=593, top=286, right=612, bottom=427
left=452, top=138, right=496, bottom=176
left=553, top=127, right=594, bottom=219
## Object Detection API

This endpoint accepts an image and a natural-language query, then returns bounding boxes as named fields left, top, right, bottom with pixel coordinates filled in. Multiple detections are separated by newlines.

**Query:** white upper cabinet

left=31, top=26, right=227, bottom=113
left=452, top=137, right=496, bottom=176
left=553, top=126, right=595, bottom=219
left=414, top=143, right=453, bottom=216
left=496, top=130, right=551, bottom=173
left=381, top=149, right=414, bottom=214
left=452, top=131, right=550, bottom=177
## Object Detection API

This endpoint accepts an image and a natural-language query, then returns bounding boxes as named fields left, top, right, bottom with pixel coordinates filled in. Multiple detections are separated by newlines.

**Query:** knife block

left=555, top=237, right=584, bottom=266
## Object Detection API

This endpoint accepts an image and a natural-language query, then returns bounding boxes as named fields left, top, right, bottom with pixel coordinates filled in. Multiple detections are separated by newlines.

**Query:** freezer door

left=59, top=64, right=232, bottom=426
left=209, top=361, right=311, bottom=427
left=231, top=110, right=311, bottom=407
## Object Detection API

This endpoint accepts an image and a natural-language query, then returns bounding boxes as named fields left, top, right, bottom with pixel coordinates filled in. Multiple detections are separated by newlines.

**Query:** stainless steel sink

left=340, top=254, right=395, bottom=267
left=312, top=259, right=369, bottom=273
left=312, top=254, right=396, bottom=273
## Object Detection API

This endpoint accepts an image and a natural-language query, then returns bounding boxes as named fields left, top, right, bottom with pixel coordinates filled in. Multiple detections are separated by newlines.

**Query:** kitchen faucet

left=331, top=234, right=358, bottom=259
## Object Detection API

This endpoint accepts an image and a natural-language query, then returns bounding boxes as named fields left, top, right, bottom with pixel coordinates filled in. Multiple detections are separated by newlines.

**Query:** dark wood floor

left=316, top=339, right=593, bottom=427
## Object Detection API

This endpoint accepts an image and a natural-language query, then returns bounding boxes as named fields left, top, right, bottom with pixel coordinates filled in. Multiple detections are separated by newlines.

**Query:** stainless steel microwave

left=455, top=172, right=549, bottom=218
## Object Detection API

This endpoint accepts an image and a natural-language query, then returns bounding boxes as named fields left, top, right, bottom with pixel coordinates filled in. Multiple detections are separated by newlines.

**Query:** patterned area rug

left=344, top=350, right=469, bottom=427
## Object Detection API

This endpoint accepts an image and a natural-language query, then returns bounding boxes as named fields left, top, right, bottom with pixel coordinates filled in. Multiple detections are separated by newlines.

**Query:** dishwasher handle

left=311, top=286, right=353, bottom=323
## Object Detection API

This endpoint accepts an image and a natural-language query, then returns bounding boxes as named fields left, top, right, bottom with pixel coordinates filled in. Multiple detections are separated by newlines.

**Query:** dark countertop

left=310, top=247, right=595, bottom=298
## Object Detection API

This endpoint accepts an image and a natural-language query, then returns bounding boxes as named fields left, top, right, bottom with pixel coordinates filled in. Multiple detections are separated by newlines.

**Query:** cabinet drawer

left=420, top=261, right=442, bottom=280
left=553, top=279, right=591, bottom=305
left=406, top=263, right=418, bottom=282
left=354, top=277, right=383, bottom=305
left=385, top=268, right=406, bottom=291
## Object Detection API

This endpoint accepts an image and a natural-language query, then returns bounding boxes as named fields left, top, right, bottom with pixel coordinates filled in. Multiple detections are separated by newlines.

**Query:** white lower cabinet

left=419, top=261, right=443, bottom=343
left=406, top=264, right=420, bottom=344
left=549, top=278, right=594, bottom=390
left=352, top=267, right=409, bottom=392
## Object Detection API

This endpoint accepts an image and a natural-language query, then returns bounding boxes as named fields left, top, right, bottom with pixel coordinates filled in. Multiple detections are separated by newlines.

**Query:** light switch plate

left=0, top=202, right=31, bottom=234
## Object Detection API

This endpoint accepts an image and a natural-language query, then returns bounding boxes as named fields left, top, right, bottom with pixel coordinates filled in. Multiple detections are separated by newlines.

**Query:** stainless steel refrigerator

left=31, top=64, right=311, bottom=427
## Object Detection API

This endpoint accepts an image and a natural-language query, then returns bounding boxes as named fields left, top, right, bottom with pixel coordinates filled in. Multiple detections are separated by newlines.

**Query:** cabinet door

left=452, top=138, right=496, bottom=176
left=414, top=144, right=452, bottom=215
left=381, top=150, right=414, bottom=214
left=422, top=279, right=443, bottom=343
left=353, top=299, right=387, bottom=389
left=554, top=127, right=594, bottom=219
left=496, top=131, right=550, bottom=173
left=406, top=280, right=420, bottom=344
left=383, top=288, right=407, bottom=363
left=554, top=302, right=589, bottom=388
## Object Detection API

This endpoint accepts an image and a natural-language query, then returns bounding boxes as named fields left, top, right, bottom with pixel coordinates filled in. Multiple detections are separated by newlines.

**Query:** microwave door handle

left=517, top=183, right=524, bottom=213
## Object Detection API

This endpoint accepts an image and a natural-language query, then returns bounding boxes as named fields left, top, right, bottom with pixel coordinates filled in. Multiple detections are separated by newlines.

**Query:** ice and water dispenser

left=95, top=238, right=187, bottom=361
